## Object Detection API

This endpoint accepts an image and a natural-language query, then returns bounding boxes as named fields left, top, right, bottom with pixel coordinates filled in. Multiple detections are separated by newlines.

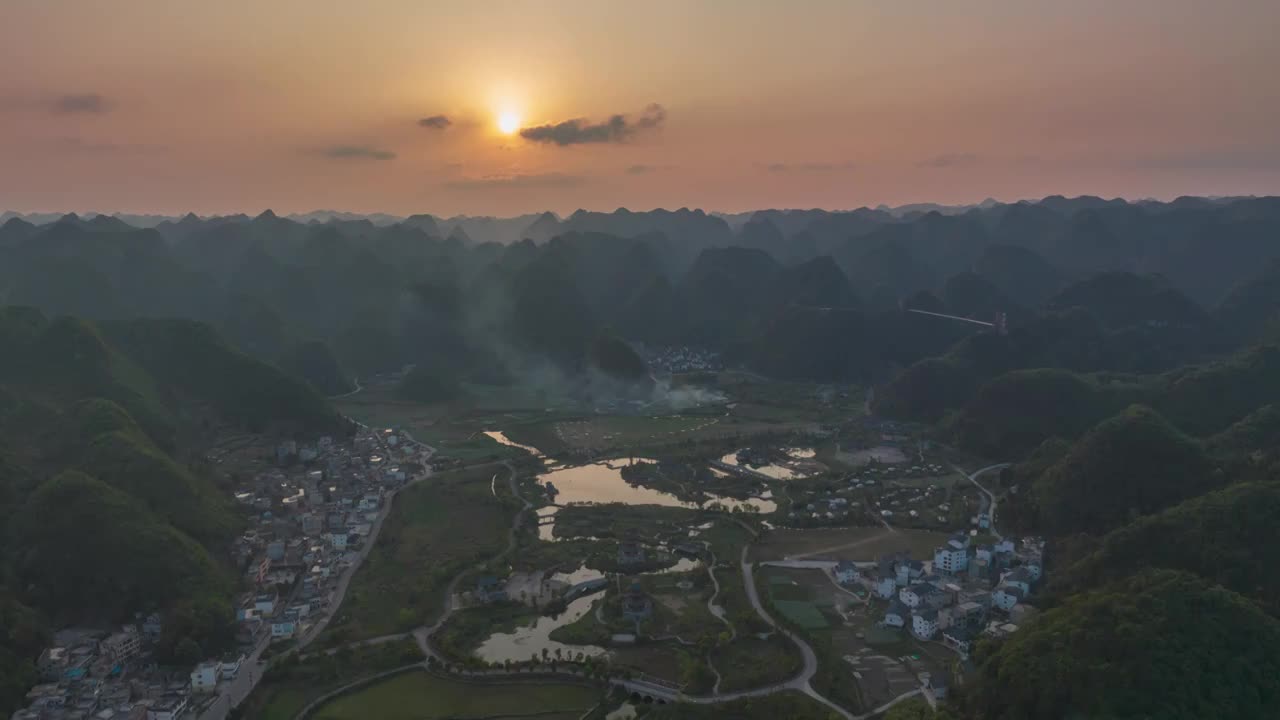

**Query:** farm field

left=751, top=527, right=950, bottom=562
left=321, top=467, right=515, bottom=643
left=312, top=671, right=601, bottom=720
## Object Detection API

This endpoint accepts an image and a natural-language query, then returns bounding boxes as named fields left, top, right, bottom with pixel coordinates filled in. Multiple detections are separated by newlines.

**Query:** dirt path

left=415, top=461, right=528, bottom=661
left=786, top=528, right=897, bottom=561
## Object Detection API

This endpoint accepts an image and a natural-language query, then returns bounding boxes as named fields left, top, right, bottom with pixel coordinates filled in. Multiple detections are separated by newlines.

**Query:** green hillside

left=1032, top=405, right=1217, bottom=535
left=956, top=570, right=1280, bottom=720
left=1052, top=481, right=1280, bottom=616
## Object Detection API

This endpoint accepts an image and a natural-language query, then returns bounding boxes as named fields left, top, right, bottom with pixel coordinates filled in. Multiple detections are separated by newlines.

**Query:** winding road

left=289, top=449, right=958, bottom=718
left=413, top=460, right=528, bottom=662
left=954, top=462, right=1011, bottom=540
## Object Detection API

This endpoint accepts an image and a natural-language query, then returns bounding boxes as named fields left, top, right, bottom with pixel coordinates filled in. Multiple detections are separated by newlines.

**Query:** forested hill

left=4, top=196, right=1280, bottom=398
left=0, top=306, right=346, bottom=712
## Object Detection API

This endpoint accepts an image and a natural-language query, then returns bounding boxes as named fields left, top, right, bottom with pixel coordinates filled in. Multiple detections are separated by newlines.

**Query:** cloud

left=625, top=163, right=675, bottom=175
left=761, top=161, right=856, bottom=173
left=0, top=91, right=112, bottom=114
left=519, top=103, right=666, bottom=146
left=51, top=137, right=166, bottom=154
left=418, top=114, right=451, bottom=130
left=52, top=93, right=110, bottom=114
left=444, top=172, right=587, bottom=190
left=321, top=145, right=396, bottom=160
left=918, top=153, right=980, bottom=168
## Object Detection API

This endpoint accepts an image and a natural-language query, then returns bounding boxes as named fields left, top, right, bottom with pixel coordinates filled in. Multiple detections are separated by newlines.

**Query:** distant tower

left=994, top=312, right=1008, bottom=336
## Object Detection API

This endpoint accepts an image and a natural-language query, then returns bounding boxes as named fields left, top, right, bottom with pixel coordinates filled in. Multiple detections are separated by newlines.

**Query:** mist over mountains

left=5, top=195, right=1278, bottom=400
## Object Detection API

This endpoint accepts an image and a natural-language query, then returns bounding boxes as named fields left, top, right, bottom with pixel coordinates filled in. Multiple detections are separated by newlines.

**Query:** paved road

left=414, top=460, right=527, bottom=662
left=292, top=502, right=931, bottom=719
left=954, top=463, right=1011, bottom=540
left=713, top=546, right=854, bottom=718
left=284, top=457, right=933, bottom=719
left=327, top=378, right=364, bottom=400
left=294, top=440, right=435, bottom=651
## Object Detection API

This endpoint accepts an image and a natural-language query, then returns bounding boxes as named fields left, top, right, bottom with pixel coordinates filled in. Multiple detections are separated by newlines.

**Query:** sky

left=2, top=0, right=1279, bottom=217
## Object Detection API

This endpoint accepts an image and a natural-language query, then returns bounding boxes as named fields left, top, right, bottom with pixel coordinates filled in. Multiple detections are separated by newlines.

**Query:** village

left=8, top=369, right=1050, bottom=720
left=10, top=424, right=431, bottom=720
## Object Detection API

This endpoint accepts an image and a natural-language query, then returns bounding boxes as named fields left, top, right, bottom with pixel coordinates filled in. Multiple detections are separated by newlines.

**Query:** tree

left=884, top=698, right=936, bottom=720
left=173, top=637, right=202, bottom=666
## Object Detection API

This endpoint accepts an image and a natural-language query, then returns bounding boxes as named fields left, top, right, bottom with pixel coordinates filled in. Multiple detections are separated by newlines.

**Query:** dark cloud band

left=520, top=104, right=665, bottom=146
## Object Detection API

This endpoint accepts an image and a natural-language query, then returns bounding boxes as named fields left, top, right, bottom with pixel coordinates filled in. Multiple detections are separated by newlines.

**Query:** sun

left=497, top=111, right=521, bottom=135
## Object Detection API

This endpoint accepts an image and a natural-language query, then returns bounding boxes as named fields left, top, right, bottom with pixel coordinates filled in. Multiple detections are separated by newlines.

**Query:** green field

left=713, top=634, right=803, bottom=692
left=644, top=691, right=838, bottom=719
left=335, top=387, right=534, bottom=462
left=239, top=640, right=423, bottom=720
left=312, top=671, right=600, bottom=720
left=772, top=600, right=829, bottom=629
left=322, top=467, right=516, bottom=643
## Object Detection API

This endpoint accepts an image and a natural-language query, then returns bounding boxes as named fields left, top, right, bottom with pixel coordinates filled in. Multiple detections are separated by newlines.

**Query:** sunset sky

left=3, top=0, right=1279, bottom=216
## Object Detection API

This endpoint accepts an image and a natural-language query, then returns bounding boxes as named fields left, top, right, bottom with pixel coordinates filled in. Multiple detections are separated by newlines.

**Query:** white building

left=884, top=601, right=908, bottom=628
left=934, top=534, right=970, bottom=574
left=875, top=575, right=897, bottom=599
left=912, top=610, right=939, bottom=640
left=900, top=584, right=934, bottom=609
left=220, top=656, right=244, bottom=680
left=254, top=594, right=276, bottom=615
left=993, top=585, right=1023, bottom=611
left=1001, top=567, right=1033, bottom=595
left=834, top=561, right=859, bottom=585
left=101, top=630, right=141, bottom=663
left=191, top=661, right=219, bottom=693
left=1023, top=556, right=1043, bottom=582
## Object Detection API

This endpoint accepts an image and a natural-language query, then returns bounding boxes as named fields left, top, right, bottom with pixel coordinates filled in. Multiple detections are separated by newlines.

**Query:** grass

left=335, top=387, right=532, bottom=462
left=238, top=639, right=423, bottom=720
left=643, top=691, right=837, bottom=719
left=321, top=467, right=515, bottom=643
left=548, top=598, right=612, bottom=645
left=553, top=415, right=722, bottom=451
left=772, top=601, right=829, bottom=629
left=607, top=644, right=690, bottom=684
left=752, top=527, right=950, bottom=563
left=435, top=603, right=540, bottom=660
left=312, top=671, right=601, bottom=720
left=699, top=521, right=771, bottom=634
left=550, top=503, right=704, bottom=542
left=713, top=634, right=803, bottom=692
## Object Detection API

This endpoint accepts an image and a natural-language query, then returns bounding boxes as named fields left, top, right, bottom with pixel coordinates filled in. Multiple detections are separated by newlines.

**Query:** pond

left=484, top=430, right=544, bottom=457
left=549, top=563, right=606, bottom=587
left=653, top=557, right=704, bottom=574
left=488, top=431, right=776, bottom=539
left=717, top=447, right=821, bottom=480
left=473, top=594, right=608, bottom=665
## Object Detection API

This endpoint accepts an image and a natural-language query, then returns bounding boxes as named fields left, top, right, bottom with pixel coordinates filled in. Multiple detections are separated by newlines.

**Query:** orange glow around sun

left=497, top=111, right=521, bottom=135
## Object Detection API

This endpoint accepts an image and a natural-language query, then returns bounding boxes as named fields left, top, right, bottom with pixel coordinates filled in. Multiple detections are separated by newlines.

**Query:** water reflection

left=549, top=564, right=605, bottom=586
left=717, top=447, right=821, bottom=480
left=487, top=430, right=777, bottom=540
left=545, top=459, right=774, bottom=511
left=484, top=430, right=544, bottom=457
left=474, top=594, right=608, bottom=664
left=654, top=557, right=704, bottom=574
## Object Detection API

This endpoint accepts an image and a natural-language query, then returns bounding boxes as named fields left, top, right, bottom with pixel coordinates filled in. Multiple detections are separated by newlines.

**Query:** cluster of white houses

left=834, top=533, right=1044, bottom=655
left=13, top=623, right=244, bottom=720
